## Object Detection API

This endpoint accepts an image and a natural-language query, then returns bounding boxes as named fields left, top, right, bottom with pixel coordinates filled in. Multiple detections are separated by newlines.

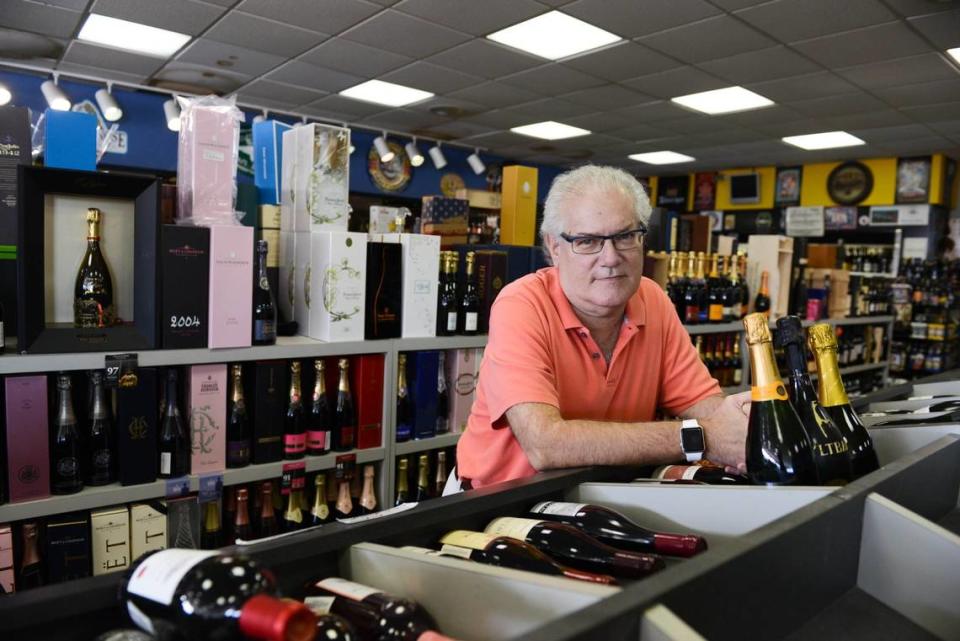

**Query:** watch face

left=682, top=427, right=705, bottom=452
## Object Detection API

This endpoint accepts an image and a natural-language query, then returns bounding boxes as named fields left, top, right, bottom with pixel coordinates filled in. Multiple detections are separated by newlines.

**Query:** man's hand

left=698, top=391, right=750, bottom=472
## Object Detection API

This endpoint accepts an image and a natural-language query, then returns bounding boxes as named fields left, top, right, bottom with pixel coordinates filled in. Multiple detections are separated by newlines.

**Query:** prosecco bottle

left=307, top=360, right=331, bottom=455
left=775, top=316, right=853, bottom=486
left=438, top=530, right=616, bottom=585
left=122, top=549, right=316, bottom=641
left=808, top=323, right=880, bottom=479
left=395, top=457, right=410, bottom=506
left=74, top=207, right=115, bottom=328
left=284, top=362, right=306, bottom=460
left=458, top=252, right=480, bottom=336
left=252, top=239, right=278, bottom=346
left=395, top=354, right=413, bottom=443
left=282, top=488, right=304, bottom=533
left=413, top=454, right=431, bottom=502
left=86, top=370, right=116, bottom=486
left=529, top=502, right=707, bottom=557
left=200, top=501, right=223, bottom=550
left=742, top=313, right=818, bottom=485
left=309, top=474, right=332, bottom=526
left=159, top=368, right=191, bottom=478
left=226, top=364, right=251, bottom=468
left=51, top=374, right=83, bottom=495
left=484, top=516, right=664, bottom=579
left=305, top=578, right=438, bottom=641
left=334, top=359, right=356, bottom=451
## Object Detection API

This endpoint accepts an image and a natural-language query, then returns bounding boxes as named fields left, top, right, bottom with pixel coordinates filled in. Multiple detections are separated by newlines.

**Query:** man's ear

left=544, top=233, right=561, bottom=265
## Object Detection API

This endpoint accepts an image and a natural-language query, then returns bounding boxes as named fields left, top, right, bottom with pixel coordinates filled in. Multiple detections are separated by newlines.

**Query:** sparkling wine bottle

left=233, top=487, right=254, bottom=543
left=458, top=252, right=480, bottom=336
left=226, top=364, right=251, bottom=468
left=413, top=454, right=431, bottom=502
left=258, top=481, right=279, bottom=538
left=753, top=271, right=771, bottom=318
left=18, top=522, right=43, bottom=589
left=282, top=488, right=304, bottom=533
left=51, top=374, right=83, bottom=495
left=395, top=457, right=410, bottom=506
left=158, top=369, right=191, bottom=479
left=284, top=362, right=306, bottom=460
left=307, top=360, right=331, bottom=455
left=309, top=474, right=332, bottom=526
left=484, top=517, right=664, bottom=578
left=334, top=359, right=356, bottom=452
left=529, top=502, right=707, bottom=557
left=122, top=549, right=316, bottom=641
left=359, top=464, right=377, bottom=516
left=435, top=353, right=449, bottom=435
left=200, top=501, right=223, bottom=550
left=74, top=207, right=115, bottom=328
left=438, top=530, right=616, bottom=585
left=433, top=452, right=448, bottom=498
left=335, top=475, right=353, bottom=520
left=253, top=239, right=278, bottom=346
left=651, top=464, right=749, bottom=485
left=86, top=370, right=116, bottom=486
left=395, top=354, right=413, bottom=443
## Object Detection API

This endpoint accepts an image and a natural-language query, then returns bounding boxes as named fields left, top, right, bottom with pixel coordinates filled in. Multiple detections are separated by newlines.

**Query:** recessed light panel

left=628, top=151, right=695, bottom=165
left=947, top=47, right=960, bottom=65
left=510, top=121, right=591, bottom=140
left=340, top=79, right=434, bottom=107
left=782, top=131, right=865, bottom=150
left=671, top=86, right=774, bottom=115
left=78, top=14, right=191, bottom=58
left=487, top=11, right=622, bottom=60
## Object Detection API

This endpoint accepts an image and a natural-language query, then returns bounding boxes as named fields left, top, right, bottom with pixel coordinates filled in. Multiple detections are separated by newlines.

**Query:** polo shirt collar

left=546, top=267, right=648, bottom=330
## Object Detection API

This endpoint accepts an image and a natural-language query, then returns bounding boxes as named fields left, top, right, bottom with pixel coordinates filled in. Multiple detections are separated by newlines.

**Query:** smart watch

left=680, top=419, right=705, bottom=463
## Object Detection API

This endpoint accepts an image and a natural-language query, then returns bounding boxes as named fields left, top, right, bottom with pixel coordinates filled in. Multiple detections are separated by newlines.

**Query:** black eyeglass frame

left=558, top=226, right=648, bottom=255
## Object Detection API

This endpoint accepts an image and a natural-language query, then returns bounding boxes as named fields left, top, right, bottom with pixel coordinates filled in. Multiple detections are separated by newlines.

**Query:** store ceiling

left=1, top=0, right=959, bottom=173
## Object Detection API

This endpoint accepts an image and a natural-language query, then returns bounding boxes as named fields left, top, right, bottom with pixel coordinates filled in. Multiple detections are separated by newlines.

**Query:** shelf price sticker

left=335, top=453, right=357, bottom=480
left=164, top=476, right=191, bottom=499
left=198, top=473, right=223, bottom=502
left=105, top=353, right=139, bottom=389
left=281, top=461, right=306, bottom=495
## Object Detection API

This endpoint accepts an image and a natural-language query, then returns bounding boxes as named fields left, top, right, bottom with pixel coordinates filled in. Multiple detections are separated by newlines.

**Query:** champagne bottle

left=743, top=313, right=819, bottom=485
left=436, top=252, right=458, bottom=337
left=252, top=239, right=278, bottom=346
left=233, top=487, right=253, bottom=543
left=359, top=465, right=377, bottom=515
left=458, top=252, right=480, bottom=335
left=282, top=488, right=304, bottom=533
left=18, top=522, right=43, bottom=589
left=707, top=254, right=723, bottom=323
left=86, top=370, right=115, bottom=486
left=334, top=359, right=356, bottom=451
left=74, top=207, right=115, bottom=328
left=200, top=501, right=222, bottom=550
left=414, top=454, right=431, bottom=502
left=436, top=352, right=449, bottom=435
left=284, top=362, right=306, bottom=460
left=395, top=457, right=410, bottom=506
left=226, top=364, right=251, bottom=468
left=683, top=253, right=700, bottom=325
left=51, top=373, right=83, bottom=494
left=696, top=253, right=709, bottom=324
left=529, top=502, right=707, bottom=557
left=258, top=481, right=279, bottom=538
left=306, top=578, right=438, bottom=641
left=792, top=258, right=809, bottom=317
left=122, top=549, right=316, bottom=641
left=158, top=368, right=191, bottom=478
left=309, top=474, right=332, bottom=526
left=396, top=354, right=413, bottom=443
left=651, top=464, right=749, bottom=485
left=335, top=475, right=353, bottom=520
left=307, top=360, right=331, bottom=455
left=754, top=271, right=771, bottom=318
left=808, top=323, right=880, bottom=478
left=438, top=531, right=616, bottom=585
left=484, top=517, right=664, bottom=579
left=434, top=451, right=448, bottom=498
left=775, top=317, right=853, bottom=486
left=732, top=336, right=743, bottom=386
left=223, top=487, right=237, bottom=545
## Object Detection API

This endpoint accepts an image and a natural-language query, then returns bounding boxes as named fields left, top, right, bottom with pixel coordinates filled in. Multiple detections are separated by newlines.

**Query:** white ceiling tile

left=791, top=22, right=932, bottom=68
left=835, top=53, right=960, bottom=91
left=303, top=93, right=389, bottom=118
left=500, top=64, right=605, bottom=95
left=884, top=0, right=959, bottom=18
left=790, top=92, right=889, bottom=117
left=153, top=61, right=252, bottom=94
left=428, top=39, right=543, bottom=79
left=55, top=61, right=146, bottom=84
left=206, top=12, right=326, bottom=57
left=563, top=0, right=721, bottom=39
left=849, top=123, right=937, bottom=143
left=418, top=120, right=497, bottom=140
left=267, top=60, right=362, bottom=93
left=698, top=46, right=822, bottom=85
left=611, top=100, right=692, bottom=123
left=62, top=41, right=165, bottom=76
left=559, top=84, right=655, bottom=110
left=238, top=79, right=328, bottom=105
left=381, top=61, right=484, bottom=94
left=393, top=0, right=546, bottom=36
left=301, top=37, right=412, bottom=77
left=358, top=108, right=449, bottom=131
left=562, top=111, right=638, bottom=133
left=817, top=109, right=912, bottom=130
left=0, top=1, right=82, bottom=39
left=873, top=79, right=960, bottom=108
left=237, top=0, right=383, bottom=35
left=562, top=41, right=683, bottom=82
left=734, top=0, right=896, bottom=43
left=746, top=71, right=860, bottom=102
left=901, top=101, right=960, bottom=124
left=637, top=15, right=776, bottom=64
left=446, top=81, right=543, bottom=108
left=178, top=39, right=286, bottom=76
left=91, top=0, right=225, bottom=36
left=907, top=10, right=960, bottom=50
left=622, top=66, right=729, bottom=99
left=507, top=97, right=601, bottom=120
left=340, top=10, right=469, bottom=58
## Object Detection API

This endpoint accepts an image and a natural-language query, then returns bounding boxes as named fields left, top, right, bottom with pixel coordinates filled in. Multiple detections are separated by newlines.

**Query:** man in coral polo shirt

left=455, top=165, right=749, bottom=490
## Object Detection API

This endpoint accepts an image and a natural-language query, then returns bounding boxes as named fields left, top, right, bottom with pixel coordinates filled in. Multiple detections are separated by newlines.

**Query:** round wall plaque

left=827, top=161, right=873, bottom=206
left=368, top=141, right=411, bottom=192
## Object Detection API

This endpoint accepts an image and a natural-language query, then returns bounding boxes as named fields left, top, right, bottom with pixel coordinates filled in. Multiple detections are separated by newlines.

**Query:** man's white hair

left=539, top=165, right=652, bottom=243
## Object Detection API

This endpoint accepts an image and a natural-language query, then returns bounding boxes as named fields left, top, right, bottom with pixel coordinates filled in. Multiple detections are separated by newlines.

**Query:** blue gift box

left=44, top=109, right=96, bottom=171
left=253, top=119, right=291, bottom=205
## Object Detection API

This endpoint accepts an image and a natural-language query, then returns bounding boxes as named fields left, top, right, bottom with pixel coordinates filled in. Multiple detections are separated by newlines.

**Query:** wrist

left=680, top=419, right=705, bottom=463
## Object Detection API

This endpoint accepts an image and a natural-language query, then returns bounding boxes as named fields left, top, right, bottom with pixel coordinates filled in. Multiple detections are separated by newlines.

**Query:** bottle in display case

left=233, top=487, right=253, bottom=543
left=754, top=271, right=771, bottom=318
left=435, top=352, right=449, bottom=435
left=307, top=360, right=331, bottom=455
left=74, top=207, right=115, bottom=328
left=309, top=474, right=332, bottom=526
left=306, top=578, right=436, bottom=641
left=413, top=454, right=431, bottom=502
left=284, top=362, right=306, bottom=460
left=252, top=239, right=277, bottom=345
left=334, top=466, right=352, bottom=520
left=458, top=252, right=480, bottom=335
left=258, top=481, right=279, bottom=538
left=282, top=488, right=304, bottom=533
left=395, top=354, right=413, bottom=443
left=18, top=522, right=43, bottom=590
left=226, top=364, right=251, bottom=468
left=159, top=369, right=191, bottom=479
left=51, top=374, right=83, bottom=495
left=86, top=370, right=116, bottom=486
left=333, top=359, right=356, bottom=451
left=200, top=501, right=223, bottom=550
left=358, top=464, right=377, bottom=516
left=395, top=457, right=410, bottom=506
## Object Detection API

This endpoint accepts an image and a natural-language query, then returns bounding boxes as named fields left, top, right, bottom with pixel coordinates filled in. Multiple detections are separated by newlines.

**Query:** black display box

left=365, top=241, right=402, bottom=340
left=17, top=166, right=160, bottom=353
left=246, top=360, right=285, bottom=464
left=115, top=367, right=159, bottom=486
left=44, top=511, right=91, bottom=584
left=160, top=225, right=209, bottom=349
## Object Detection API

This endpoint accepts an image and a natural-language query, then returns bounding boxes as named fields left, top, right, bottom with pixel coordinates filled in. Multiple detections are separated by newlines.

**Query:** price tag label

left=335, top=453, right=357, bottom=480
left=280, top=461, right=306, bottom=495
left=164, top=476, right=191, bottom=499
left=105, top=353, right=139, bottom=389
left=198, top=474, right=223, bottom=502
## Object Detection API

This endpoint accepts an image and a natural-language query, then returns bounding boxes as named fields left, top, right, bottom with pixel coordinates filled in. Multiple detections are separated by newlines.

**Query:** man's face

left=545, top=189, right=644, bottom=319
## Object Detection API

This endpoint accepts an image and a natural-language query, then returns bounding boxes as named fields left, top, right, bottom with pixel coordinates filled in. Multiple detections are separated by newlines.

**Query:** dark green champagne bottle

left=74, top=208, right=115, bottom=328
left=743, top=313, right=818, bottom=486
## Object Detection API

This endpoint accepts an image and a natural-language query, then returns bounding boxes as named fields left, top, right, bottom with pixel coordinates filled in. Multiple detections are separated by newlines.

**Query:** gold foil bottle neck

left=808, top=323, right=838, bottom=351
left=743, top=312, right=772, bottom=344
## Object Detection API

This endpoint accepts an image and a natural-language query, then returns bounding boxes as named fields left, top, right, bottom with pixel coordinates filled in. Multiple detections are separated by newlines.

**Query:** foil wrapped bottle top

left=774, top=316, right=805, bottom=348
left=743, top=312, right=772, bottom=345
left=808, top=323, right=838, bottom=351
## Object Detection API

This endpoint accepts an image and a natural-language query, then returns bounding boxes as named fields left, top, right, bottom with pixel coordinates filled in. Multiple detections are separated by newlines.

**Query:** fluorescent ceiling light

left=782, top=131, right=865, bottom=150
left=628, top=151, right=695, bottom=165
left=947, top=47, right=960, bottom=64
left=339, top=79, right=433, bottom=107
left=78, top=14, right=191, bottom=58
left=510, top=121, right=590, bottom=140
left=487, top=11, right=622, bottom=60
left=671, top=86, right=774, bottom=115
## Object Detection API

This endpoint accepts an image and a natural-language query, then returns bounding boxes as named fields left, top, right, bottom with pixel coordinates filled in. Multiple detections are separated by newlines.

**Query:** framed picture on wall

left=896, top=156, right=931, bottom=204
left=775, top=166, right=801, bottom=206
left=693, top=172, right=716, bottom=211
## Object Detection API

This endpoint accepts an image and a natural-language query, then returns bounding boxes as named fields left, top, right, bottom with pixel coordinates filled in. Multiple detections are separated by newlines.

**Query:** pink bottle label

left=306, top=430, right=326, bottom=452
left=284, top=433, right=306, bottom=455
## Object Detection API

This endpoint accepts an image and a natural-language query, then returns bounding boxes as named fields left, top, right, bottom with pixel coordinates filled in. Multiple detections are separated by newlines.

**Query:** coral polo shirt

left=456, top=266, right=721, bottom=488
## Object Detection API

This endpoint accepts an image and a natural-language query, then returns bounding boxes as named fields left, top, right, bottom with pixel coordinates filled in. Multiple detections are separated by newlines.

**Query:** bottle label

left=484, top=517, right=539, bottom=540
left=465, top=312, right=478, bottom=332
left=306, top=430, right=327, bottom=451
left=530, top=501, right=586, bottom=517
left=126, top=601, right=156, bottom=635
left=160, top=452, right=172, bottom=475
left=708, top=305, right=723, bottom=321
left=304, top=596, right=335, bottom=615
left=685, top=307, right=698, bottom=323
left=751, top=382, right=789, bottom=402
left=126, top=549, right=218, bottom=605
left=254, top=319, right=276, bottom=341
left=284, top=433, right=306, bottom=454
left=654, top=465, right=699, bottom=480
left=340, top=426, right=355, bottom=449
left=446, top=312, right=457, bottom=332
left=439, top=530, right=496, bottom=550
left=317, top=577, right=381, bottom=601
left=734, top=368, right=743, bottom=385
left=439, top=544, right=474, bottom=559
left=227, top=441, right=249, bottom=465
left=56, top=457, right=79, bottom=477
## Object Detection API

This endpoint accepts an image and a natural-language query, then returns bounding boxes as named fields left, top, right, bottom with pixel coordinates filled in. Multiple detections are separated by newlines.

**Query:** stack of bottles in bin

left=891, top=258, right=960, bottom=378
left=665, top=252, right=751, bottom=324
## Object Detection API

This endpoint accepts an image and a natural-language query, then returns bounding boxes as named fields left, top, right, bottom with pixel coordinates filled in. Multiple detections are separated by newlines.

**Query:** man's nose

left=597, top=238, right=622, bottom=265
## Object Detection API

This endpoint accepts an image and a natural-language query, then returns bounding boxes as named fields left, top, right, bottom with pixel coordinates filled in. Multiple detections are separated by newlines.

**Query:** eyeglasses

left=559, top=227, right=647, bottom=255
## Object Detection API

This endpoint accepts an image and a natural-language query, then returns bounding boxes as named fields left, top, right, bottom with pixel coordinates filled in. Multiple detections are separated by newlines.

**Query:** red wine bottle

left=312, top=613, right=358, bottom=641
left=305, top=577, right=438, bottom=641
left=438, top=530, right=616, bottom=585
left=484, top=517, right=664, bottom=579
left=123, top=549, right=316, bottom=641
left=650, top=465, right=749, bottom=485
left=529, top=502, right=707, bottom=557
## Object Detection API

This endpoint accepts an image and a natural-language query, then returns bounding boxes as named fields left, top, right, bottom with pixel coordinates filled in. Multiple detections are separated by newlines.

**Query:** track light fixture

left=41, top=77, right=71, bottom=111
left=0, top=82, right=11, bottom=106
left=405, top=138, right=424, bottom=167
left=373, top=133, right=395, bottom=163
left=95, top=84, right=122, bottom=121
left=163, top=97, right=181, bottom=132
left=467, top=148, right=485, bottom=175
left=428, top=142, right=447, bottom=170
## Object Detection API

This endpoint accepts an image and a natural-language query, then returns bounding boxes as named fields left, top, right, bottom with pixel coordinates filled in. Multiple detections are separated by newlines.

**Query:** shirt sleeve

left=482, top=292, right=561, bottom=428
left=655, top=287, right=723, bottom=415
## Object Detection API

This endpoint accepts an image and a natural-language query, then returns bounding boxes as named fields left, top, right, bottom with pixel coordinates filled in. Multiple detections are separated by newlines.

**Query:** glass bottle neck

left=812, top=346, right=850, bottom=407
left=747, top=339, right=784, bottom=394
left=57, top=381, right=77, bottom=426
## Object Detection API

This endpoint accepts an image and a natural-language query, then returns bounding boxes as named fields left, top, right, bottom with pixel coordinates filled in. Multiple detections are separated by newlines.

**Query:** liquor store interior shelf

left=0, top=447, right=386, bottom=523
left=682, top=315, right=894, bottom=335
left=0, top=335, right=490, bottom=375
left=808, top=361, right=889, bottom=382
left=394, top=432, right=462, bottom=457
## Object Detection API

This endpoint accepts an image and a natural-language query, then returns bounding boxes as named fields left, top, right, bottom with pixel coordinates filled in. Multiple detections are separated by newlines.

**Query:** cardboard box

left=207, top=224, right=253, bottom=349
left=808, top=268, right=851, bottom=319
left=160, top=225, right=209, bottom=349
left=0, top=106, right=31, bottom=246
left=90, top=507, right=130, bottom=576
left=4, top=375, right=49, bottom=502
left=44, top=109, right=96, bottom=171
left=422, top=221, right=469, bottom=235
left=411, top=351, right=439, bottom=440
left=400, top=233, right=440, bottom=338
left=421, top=196, right=469, bottom=225
left=501, top=166, right=538, bottom=246
left=365, top=242, right=402, bottom=340
left=116, top=367, right=159, bottom=486
left=253, top=120, right=291, bottom=205
left=278, top=230, right=296, bottom=324
left=44, top=512, right=91, bottom=584
left=448, top=348, right=481, bottom=434
left=475, top=250, right=507, bottom=333
left=247, top=360, right=285, bottom=464
left=189, top=364, right=227, bottom=475
left=304, top=231, right=367, bottom=342
left=179, top=105, right=238, bottom=224
left=0, top=524, right=14, bottom=593
left=354, top=354, right=384, bottom=450
left=130, top=503, right=167, bottom=559
left=807, top=243, right=840, bottom=269
left=280, top=127, right=298, bottom=232
left=295, top=123, right=350, bottom=232
left=455, top=189, right=501, bottom=210
left=746, top=235, right=794, bottom=320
